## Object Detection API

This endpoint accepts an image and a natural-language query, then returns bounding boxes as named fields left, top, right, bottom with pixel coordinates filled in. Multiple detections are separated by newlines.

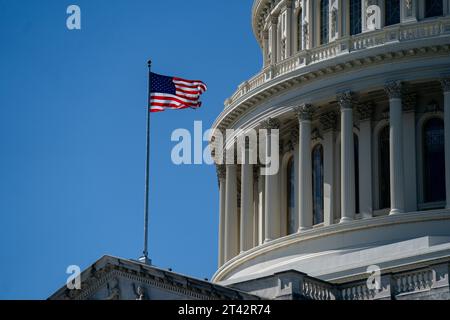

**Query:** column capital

left=357, top=102, right=374, bottom=121
left=217, top=164, right=226, bottom=180
left=337, top=91, right=354, bottom=110
left=270, top=14, right=279, bottom=25
left=285, top=0, right=293, bottom=9
left=441, top=77, right=450, bottom=93
left=320, top=110, right=338, bottom=131
left=295, top=104, right=314, bottom=121
left=224, top=147, right=238, bottom=165
left=261, top=117, right=280, bottom=130
left=384, top=81, right=403, bottom=99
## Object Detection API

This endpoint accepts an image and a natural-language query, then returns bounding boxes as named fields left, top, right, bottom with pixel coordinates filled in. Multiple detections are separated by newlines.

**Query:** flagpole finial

left=147, top=60, right=152, bottom=68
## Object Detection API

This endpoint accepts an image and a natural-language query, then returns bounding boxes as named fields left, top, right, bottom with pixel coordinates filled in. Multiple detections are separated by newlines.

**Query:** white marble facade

left=211, top=0, right=450, bottom=291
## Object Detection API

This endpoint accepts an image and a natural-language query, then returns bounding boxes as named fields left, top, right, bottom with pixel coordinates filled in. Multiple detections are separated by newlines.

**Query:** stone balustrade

left=225, top=17, right=450, bottom=109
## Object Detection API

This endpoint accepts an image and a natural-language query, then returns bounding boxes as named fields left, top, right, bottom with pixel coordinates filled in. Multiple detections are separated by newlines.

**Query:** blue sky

left=0, top=0, right=260, bottom=299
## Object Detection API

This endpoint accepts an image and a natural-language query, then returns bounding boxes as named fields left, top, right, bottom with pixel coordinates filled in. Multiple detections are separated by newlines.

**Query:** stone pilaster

left=270, top=15, right=278, bottom=64
left=402, top=91, right=418, bottom=212
left=224, top=161, right=238, bottom=262
left=261, top=118, right=280, bottom=242
left=240, top=142, right=254, bottom=252
left=357, top=102, right=374, bottom=219
left=321, top=110, right=337, bottom=226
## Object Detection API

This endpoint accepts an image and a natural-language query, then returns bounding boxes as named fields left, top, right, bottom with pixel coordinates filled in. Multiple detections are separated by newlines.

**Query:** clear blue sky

left=0, top=0, right=260, bottom=299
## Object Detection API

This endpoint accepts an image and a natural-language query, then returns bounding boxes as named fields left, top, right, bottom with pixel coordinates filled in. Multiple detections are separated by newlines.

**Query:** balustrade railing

left=393, top=269, right=433, bottom=295
left=301, top=278, right=336, bottom=300
left=224, top=18, right=450, bottom=109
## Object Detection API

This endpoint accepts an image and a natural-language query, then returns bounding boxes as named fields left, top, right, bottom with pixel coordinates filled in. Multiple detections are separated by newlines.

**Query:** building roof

left=48, top=255, right=260, bottom=300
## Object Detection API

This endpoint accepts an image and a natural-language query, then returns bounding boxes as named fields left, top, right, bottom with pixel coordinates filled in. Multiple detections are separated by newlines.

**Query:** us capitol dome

left=210, top=0, right=450, bottom=300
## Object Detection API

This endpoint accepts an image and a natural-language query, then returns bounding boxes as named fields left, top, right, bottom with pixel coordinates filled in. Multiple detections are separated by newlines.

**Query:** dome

left=210, top=0, right=450, bottom=299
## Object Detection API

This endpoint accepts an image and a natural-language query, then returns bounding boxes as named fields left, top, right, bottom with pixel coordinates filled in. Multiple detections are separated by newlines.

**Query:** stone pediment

left=48, top=255, right=259, bottom=300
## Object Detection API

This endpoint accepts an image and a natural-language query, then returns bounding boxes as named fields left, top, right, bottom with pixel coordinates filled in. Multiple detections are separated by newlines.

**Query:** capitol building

left=211, top=0, right=450, bottom=300
left=50, top=0, right=450, bottom=300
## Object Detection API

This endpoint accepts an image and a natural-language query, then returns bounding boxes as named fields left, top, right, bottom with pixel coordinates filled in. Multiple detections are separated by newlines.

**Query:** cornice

left=212, top=40, right=450, bottom=135
left=50, top=256, right=258, bottom=300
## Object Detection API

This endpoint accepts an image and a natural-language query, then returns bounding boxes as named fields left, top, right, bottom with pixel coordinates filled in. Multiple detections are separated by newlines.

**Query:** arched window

left=297, top=9, right=303, bottom=51
left=379, top=125, right=390, bottom=209
left=320, top=0, right=329, bottom=45
left=423, top=118, right=446, bottom=203
left=287, top=158, right=296, bottom=234
left=385, top=0, right=400, bottom=26
left=312, top=145, right=324, bottom=225
left=354, top=133, right=360, bottom=213
left=425, top=0, right=443, bottom=18
left=350, top=0, right=362, bottom=35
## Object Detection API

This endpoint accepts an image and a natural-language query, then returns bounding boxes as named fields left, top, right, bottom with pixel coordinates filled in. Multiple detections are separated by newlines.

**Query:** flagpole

left=139, top=59, right=152, bottom=265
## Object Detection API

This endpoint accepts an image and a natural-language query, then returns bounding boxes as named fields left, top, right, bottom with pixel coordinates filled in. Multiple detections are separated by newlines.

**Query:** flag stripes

left=149, top=72, right=207, bottom=112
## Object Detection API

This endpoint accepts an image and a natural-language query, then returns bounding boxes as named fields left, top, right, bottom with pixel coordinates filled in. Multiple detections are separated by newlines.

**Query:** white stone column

left=217, top=165, right=226, bottom=267
left=286, top=0, right=293, bottom=58
left=257, top=173, right=265, bottom=245
left=292, top=129, right=300, bottom=231
left=270, top=15, right=278, bottom=64
left=296, top=104, right=314, bottom=231
left=321, top=111, right=337, bottom=226
left=403, top=92, right=417, bottom=212
left=385, top=81, right=405, bottom=215
left=306, top=0, right=313, bottom=49
left=262, top=30, right=269, bottom=67
left=338, top=92, right=356, bottom=223
left=240, top=142, right=254, bottom=253
left=338, top=0, right=348, bottom=38
left=262, top=119, right=280, bottom=242
left=445, top=0, right=450, bottom=16
left=357, top=103, right=374, bottom=219
left=329, top=0, right=339, bottom=41
left=441, top=78, right=450, bottom=209
left=253, top=167, right=260, bottom=247
left=224, top=162, right=238, bottom=262
left=301, top=0, right=307, bottom=50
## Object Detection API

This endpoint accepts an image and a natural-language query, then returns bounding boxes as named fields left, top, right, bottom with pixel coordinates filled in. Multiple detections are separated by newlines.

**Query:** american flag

left=149, top=72, right=207, bottom=112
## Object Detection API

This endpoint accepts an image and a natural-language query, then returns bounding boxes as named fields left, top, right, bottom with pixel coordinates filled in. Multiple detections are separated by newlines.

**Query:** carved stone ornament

left=261, top=118, right=280, bottom=130
left=384, top=81, right=402, bottom=99
left=134, top=284, right=146, bottom=300
left=357, top=102, right=374, bottom=121
left=106, top=278, right=121, bottom=300
left=337, top=91, right=354, bottom=110
left=320, top=111, right=338, bottom=131
left=295, top=104, right=314, bottom=121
